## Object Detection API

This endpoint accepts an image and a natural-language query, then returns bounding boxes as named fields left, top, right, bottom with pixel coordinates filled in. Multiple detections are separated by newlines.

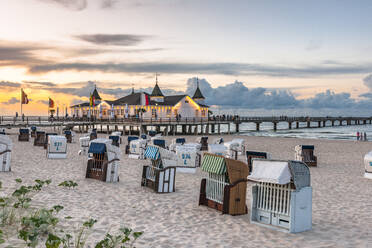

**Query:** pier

left=0, top=116, right=372, bottom=135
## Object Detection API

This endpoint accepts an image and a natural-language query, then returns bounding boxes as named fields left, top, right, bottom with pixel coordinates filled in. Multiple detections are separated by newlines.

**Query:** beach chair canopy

left=31, top=126, right=37, bottom=131
left=111, top=131, right=121, bottom=136
left=225, top=158, right=249, bottom=183
left=109, top=136, right=120, bottom=142
left=19, top=128, right=29, bottom=134
left=148, top=131, right=157, bottom=137
left=64, top=130, right=72, bottom=135
left=301, top=145, right=314, bottom=150
left=248, top=160, right=310, bottom=189
left=36, top=131, right=45, bottom=135
left=248, top=160, right=291, bottom=185
left=176, top=138, right=186, bottom=144
left=88, top=142, right=106, bottom=154
left=208, top=144, right=227, bottom=154
left=201, top=153, right=226, bottom=175
left=89, top=138, right=121, bottom=159
left=128, top=136, right=139, bottom=143
left=145, top=145, right=160, bottom=160
left=153, top=139, right=165, bottom=147
left=141, top=134, right=147, bottom=139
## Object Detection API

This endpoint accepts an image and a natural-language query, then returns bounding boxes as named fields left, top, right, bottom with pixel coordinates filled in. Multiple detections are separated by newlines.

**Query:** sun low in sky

left=1, top=0, right=372, bottom=115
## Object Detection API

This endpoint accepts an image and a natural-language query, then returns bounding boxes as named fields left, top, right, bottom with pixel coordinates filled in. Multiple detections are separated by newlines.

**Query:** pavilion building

left=70, top=79, right=208, bottom=119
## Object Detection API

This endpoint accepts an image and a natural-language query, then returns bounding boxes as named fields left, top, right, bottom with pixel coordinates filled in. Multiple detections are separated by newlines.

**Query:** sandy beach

left=1, top=131, right=372, bottom=247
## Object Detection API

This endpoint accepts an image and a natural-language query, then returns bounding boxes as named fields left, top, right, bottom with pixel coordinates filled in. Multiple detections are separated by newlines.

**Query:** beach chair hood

left=89, top=138, right=121, bottom=160
left=248, top=160, right=292, bottom=185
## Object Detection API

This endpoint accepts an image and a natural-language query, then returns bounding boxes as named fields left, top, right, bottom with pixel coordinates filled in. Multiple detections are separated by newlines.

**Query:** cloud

left=0, top=43, right=51, bottom=66
left=28, top=61, right=372, bottom=77
left=0, top=81, right=21, bottom=88
left=37, top=100, right=49, bottom=105
left=305, top=40, right=322, bottom=51
left=2, top=97, right=20, bottom=105
left=101, top=0, right=117, bottom=8
left=363, top=74, right=372, bottom=91
left=302, top=90, right=355, bottom=109
left=37, top=0, right=87, bottom=11
left=73, top=34, right=149, bottom=46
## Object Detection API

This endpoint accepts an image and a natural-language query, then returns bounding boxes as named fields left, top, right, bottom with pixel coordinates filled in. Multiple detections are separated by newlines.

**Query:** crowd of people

left=357, top=131, right=368, bottom=141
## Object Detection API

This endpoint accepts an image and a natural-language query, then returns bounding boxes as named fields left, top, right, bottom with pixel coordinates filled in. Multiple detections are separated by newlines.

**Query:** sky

left=1, top=0, right=372, bottom=115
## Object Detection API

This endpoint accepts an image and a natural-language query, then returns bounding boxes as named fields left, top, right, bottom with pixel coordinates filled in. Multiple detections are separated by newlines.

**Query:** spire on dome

left=151, top=73, right=164, bottom=97
left=92, top=84, right=102, bottom=100
left=192, top=77, right=205, bottom=100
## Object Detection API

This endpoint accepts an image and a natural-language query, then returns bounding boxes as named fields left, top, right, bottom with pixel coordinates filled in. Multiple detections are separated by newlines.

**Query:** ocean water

left=212, top=107, right=372, bottom=141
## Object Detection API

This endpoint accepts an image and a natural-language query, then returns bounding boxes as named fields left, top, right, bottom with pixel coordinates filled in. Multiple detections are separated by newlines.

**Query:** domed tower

left=150, top=74, right=164, bottom=103
left=192, top=78, right=205, bottom=104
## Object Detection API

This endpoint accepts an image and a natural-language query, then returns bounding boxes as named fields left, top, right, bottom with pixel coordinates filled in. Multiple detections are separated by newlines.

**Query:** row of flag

left=21, top=89, right=56, bottom=108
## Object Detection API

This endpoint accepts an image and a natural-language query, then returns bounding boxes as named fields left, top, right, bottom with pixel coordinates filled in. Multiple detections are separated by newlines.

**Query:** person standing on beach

left=357, top=131, right=360, bottom=141
left=364, top=132, right=367, bottom=141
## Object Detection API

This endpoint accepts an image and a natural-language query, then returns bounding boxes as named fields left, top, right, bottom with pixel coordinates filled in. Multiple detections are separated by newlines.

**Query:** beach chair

left=111, top=131, right=122, bottom=144
left=224, top=142, right=240, bottom=159
left=64, top=130, right=73, bottom=143
left=0, top=128, right=5, bottom=135
left=125, top=136, right=139, bottom=154
left=86, top=138, right=120, bottom=182
left=0, top=134, right=12, bottom=172
left=246, top=151, right=270, bottom=174
left=175, top=145, right=201, bottom=173
left=34, top=131, right=46, bottom=146
left=30, top=126, right=37, bottom=137
left=225, top=139, right=245, bottom=156
left=208, top=144, right=227, bottom=156
left=141, top=145, right=176, bottom=193
left=47, top=135, right=67, bottom=159
left=213, top=137, right=224, bottom=144
left=199, top=153, right=249, bottom=215
left=109, top=135, right=120, bottom=147
left=18, top=128, right=30, bottom=142
left=79, top=136, right=90, bottom=155
left=169, top=138, right=186, bottom=152
left=364, top=151, right=372, bottom=179
left=151, top=137, right=166, bottom=149
left=44, top=133, right=58, bottom=149
left=295, top=145, right=317, bottom=167
left=196, top=136, right=208, bottom=151
left=248, top=159, right=312, bottom=233
left=148, top=130, right=157, bottom=137
left=89, top=131, right=97, bottom=141
left=128, top=138, right=147, bottom=159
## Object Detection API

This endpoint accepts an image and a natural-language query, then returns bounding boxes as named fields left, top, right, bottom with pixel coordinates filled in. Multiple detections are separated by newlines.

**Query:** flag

left=49, top=98, right=55, bottom=108
left=21, top=89, right=29, bottom=104
left=90, top=94, right=95, bottom=107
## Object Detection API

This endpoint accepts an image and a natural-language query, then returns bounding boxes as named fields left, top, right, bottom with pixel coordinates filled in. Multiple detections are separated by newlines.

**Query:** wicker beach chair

left=141, top=145, right=176, bottom=193
left=196, top=136, right=208, bottom=151
left=18, top=128, right=30, bottom=142
left=128, top=138, right=147, bottom=159
left=199, top=153, right=249, bottom=215
left=30, top=126, right=37, bottom=137
left=248, top=159, right=312, bottom=233
left=44, top=133, right=58, bottom=149
left=109, top=135, right=120, bottom=147
left=0, top=134, right=12, bottom=172
left=246, top=151, right=270, bottom=174
left=64, top=130, right=73, bottom=143
left=295, top=145, right=317, bottom=167
left=86, top=138, right=120, bottom=182
left=34, top=131, right=46, bottom=146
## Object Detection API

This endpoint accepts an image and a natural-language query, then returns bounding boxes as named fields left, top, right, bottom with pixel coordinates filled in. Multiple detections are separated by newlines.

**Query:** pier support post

left=318, top=121, right=321, bottom=128
left=340, top=120, right=343, bottom=126
left=288, top=122, right=292, bottom=129
left=307, top=121, right=311, bottom=128
left=211, top=124, right=215, bottom=133
left=273, top=122, right=277, bottom=131
left=194, top=126, right=198, bottom=135
left=235, top=123, right=239, bottom=133
left=228, top=123, right=231, bottom=134
left=323, top=121, right=326, bottom=127
left=115, top=125, right=118, bottom=131
left=296, top=122, right=299, bottom=129
left=205, top=124, right=209, bottom=135
left=107, top=125, right=110, bottom=134
left=256, top=122, right=260, bottom=131
left=173, top=125, right=176, bottom=136
left=218, top=124, right=221, bottom=134
left=364, top=120, right=367, bottom=125
left=332, top=121, right=335, bottom=126
left=165, top=126, right=169, bottom=136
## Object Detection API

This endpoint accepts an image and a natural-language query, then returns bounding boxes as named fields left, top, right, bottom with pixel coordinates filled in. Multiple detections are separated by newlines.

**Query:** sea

left=213, top=107, right=372, bottom=141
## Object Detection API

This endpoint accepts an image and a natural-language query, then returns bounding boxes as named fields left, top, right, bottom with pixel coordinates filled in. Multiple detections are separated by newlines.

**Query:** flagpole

left=20, top=88, right=23, bottom=118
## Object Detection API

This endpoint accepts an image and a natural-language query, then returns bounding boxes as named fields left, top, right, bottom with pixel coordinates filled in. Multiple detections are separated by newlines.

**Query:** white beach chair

left=248, top=159, right=312, bottom=233
left=364, top=151, right=372, bottom=179
left=175, top=145, right=201, bottom=173
left=128, top=138, right=147, bottom=159
left=212, top=137, right=224, bottom=144
left=79, top=136, right=90, bottom=155
left=47, top=135, right=67, bottom=159
left=0, top=134, right=12, bottom=172
left=208, top=144, right=227, bottom=156
left=86, top=138, right=120, bottom=183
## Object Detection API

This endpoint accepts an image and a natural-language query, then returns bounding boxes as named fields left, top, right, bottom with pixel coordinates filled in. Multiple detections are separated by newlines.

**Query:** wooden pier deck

left=1, top=115, right=372, bottom=135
